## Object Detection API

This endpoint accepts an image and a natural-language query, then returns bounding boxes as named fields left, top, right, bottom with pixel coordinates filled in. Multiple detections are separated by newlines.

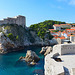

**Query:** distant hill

left=30, top=20, right=66, bottom=39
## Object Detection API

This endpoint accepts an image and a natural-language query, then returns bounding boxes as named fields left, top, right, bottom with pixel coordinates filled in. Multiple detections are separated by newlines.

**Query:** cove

left=0, top=46, right=44, bottom=75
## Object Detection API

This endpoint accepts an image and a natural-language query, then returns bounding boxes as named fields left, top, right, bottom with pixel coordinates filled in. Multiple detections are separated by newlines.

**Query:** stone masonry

left=0, top=15, right=26, bottom=28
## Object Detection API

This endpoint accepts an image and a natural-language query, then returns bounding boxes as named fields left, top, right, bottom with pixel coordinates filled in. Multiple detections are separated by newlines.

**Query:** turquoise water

left=0, top=46, right=44, bottom=75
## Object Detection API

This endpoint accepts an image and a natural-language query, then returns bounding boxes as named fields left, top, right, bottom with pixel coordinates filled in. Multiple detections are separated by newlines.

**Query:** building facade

left=70, top=35, right=75, bottom=42
left=0, top=15, right=26, bottom=28
left=53, top=24, right=71, bottom=30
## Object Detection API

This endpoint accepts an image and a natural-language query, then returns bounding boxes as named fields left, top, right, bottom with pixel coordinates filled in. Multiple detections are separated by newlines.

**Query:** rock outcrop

left=44, top=46, right=53, bottom=56
left=0, top=24, right=44, bottom=53
left=40, top=47, right=48, bottom=54
left=19, top=50, right=40, bottom=65
left=40, top=46, right=53, bottom=56
left=25, top=50, right=40, bottom=63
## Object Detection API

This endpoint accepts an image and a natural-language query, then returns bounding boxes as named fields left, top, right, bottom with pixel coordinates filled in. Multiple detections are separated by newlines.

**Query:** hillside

left=30, top=20, right=66, bottom=39
left=0, top=24, right=42, bottom=53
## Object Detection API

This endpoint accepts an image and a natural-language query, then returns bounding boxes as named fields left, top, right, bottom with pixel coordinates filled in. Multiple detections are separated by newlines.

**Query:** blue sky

left=0, top=0, right=75, bottom=27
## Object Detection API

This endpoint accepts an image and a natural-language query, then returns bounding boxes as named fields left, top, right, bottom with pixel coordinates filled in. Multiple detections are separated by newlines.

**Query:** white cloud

left=57, top=0, right=75, bottom=5
left=50, top=4, right=63, bottom=9
left=69, top=0, right=75, bottom=5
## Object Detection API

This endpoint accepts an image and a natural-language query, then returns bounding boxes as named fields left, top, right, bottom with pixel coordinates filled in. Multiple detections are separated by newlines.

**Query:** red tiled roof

left=53, top=25, right=60, bottom=27
left=59, top=36, right=66, bottom=39
left=49, top=29, right=54, bottom=31
left=54, top=36, right=66, bottom=39
left=66, top=29, right=75, bottom=31
left=59, top=31, right=61, bottom=32
left=67, top=34, right=71, bottom=36
left=53, top=24, right=71, bottom=27
left=60, top=24, right=71, bottom=25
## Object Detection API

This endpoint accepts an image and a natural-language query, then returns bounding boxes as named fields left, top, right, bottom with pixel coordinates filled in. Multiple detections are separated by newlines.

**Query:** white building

left=53, top=24, right=61, bottom=31
left=53, top=24, right=71, bottom=31
left=70, top=35, right=75, bottom=42
left=0, top=15, right=26, bottom=28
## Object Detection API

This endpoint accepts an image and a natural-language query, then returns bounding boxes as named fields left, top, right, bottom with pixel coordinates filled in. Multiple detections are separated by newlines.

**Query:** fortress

left=0, top=15, right=26, bottom=28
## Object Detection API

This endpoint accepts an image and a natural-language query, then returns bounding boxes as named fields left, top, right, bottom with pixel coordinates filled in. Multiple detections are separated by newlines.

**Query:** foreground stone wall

left=45, top=54, right=64, bottom=75
left=45, top=43, right=75, bottom=75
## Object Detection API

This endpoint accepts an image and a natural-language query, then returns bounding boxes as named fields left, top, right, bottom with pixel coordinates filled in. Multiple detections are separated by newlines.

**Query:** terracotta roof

left=67, top=29, right=75, bottom=30
left=67, top=34, right=71, bottom=36
left=60, top=24, right=71, bottom=25
left=59, top=36, right=66, bottom=39
left=54, top=36, right=66, bottom=39
left=49, top=29, right=54, bottom=31
left=71, top=35, right=75, bottom=36
left=54, top=24, right=71, bottom=27
left=59, top=31, right=61, bottom=32
left=53, top=25, right=60, bottom=27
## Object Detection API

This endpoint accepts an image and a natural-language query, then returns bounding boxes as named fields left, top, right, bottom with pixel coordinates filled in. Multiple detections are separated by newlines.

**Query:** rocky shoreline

left=0, top=44, right=52, bottom=54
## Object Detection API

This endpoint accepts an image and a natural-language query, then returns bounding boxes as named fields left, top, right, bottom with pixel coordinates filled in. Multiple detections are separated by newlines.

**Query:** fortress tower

left=0, top=15, right=26, bottom=28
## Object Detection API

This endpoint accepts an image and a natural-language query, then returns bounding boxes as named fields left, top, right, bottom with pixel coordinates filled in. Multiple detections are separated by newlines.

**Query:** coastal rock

left=19, top=56, right=24, bottom=60
left=40, top=47, right=48, bottom=54
left=40, top=46, right=53, bottom=56
left=0, top=32, right=17, bottom=53
left=25, top=50, right=40, bottom=63
left=44, top=46, right=53, bottom=56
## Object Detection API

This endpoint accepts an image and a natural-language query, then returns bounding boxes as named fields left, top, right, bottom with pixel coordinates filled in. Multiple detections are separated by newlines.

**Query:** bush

left=16, top=35, right=19, bottom=40
left=7, top=33, right=15, bottom=41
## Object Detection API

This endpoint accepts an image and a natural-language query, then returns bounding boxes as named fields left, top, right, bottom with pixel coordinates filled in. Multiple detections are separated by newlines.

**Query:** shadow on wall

left=64, top=67, right=70, bottom=75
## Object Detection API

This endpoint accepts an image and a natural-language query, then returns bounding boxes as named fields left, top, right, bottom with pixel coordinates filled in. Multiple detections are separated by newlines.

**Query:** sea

left=0, top=46, right=44, bottom=75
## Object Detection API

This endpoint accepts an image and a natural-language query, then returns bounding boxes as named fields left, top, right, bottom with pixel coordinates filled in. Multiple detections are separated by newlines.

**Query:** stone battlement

left=0, top=15, right=26, bottom=28
left=53, top=43, right=75, bottom=55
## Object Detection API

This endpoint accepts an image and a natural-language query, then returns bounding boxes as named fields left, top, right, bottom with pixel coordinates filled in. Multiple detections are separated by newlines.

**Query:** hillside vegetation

left=0, top=24, right=42, bottom=47
left=30, top=20, right=66, bottom=39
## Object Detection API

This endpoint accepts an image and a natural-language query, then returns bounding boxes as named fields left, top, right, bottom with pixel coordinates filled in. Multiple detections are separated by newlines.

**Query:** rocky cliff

left=0, top=24, right=43, bottom=53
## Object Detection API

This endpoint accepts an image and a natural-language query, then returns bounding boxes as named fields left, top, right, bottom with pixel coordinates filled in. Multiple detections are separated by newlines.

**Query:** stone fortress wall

left=45, top=43, right=75, bottom=75
left=0, top=15, right=26, bottom=28
left=53, top=43, right=75, bottom=55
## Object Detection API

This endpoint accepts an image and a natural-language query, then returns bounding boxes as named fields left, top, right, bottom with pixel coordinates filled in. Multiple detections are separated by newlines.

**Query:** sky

left=0, top=0, right=75, bottom=27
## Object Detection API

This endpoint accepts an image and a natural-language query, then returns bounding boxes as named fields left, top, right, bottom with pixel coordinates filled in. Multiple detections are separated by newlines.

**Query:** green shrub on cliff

left=7, top=33, right=15, bottom=41
left=16, top=35, right=19, bottom=40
